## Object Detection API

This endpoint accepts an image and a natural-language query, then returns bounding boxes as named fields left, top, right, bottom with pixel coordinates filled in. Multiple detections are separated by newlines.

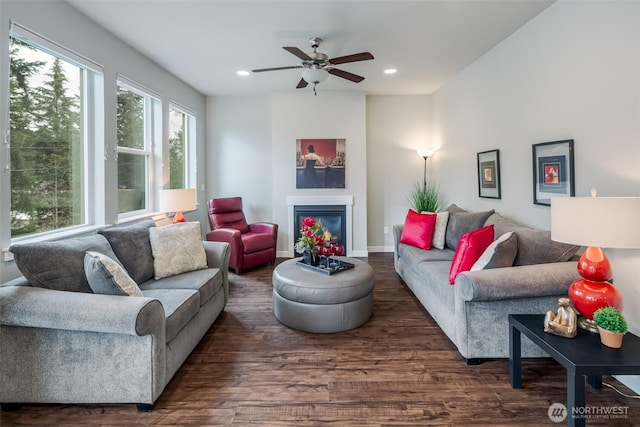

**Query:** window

left=8, top=29, right=100, bottom=239
left=168, top=104, right=196, bottom=189
left=116, top=80, right=160, bottom=215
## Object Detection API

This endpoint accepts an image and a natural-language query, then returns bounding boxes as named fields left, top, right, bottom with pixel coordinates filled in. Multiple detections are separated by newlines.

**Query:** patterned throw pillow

left=149, top=222, right=207, bottom=280
left=400, top=210, right=437, bottom=250
left=430, top=211, right=449, bottom=250
left=449, top=225, right=495, bottom=284
left=84, top=251, right=143, bottom=296
left=471, top=231, right=518, bottom=271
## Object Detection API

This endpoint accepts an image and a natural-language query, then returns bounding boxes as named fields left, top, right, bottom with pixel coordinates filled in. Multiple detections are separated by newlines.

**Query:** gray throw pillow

left=9, top=234, right=121, bottom=293
left=99, top=219, right=156, bottom=284
left=471, top=231, right=518, bottom=271
left=485, top=213, right=579, bottom=265
left=445, top=209, right=495, bottom=250
left=84, top=251, right=143, bottom=296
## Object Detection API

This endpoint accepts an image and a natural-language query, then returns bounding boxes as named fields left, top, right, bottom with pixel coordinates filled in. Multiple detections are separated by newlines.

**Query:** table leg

left=587, top=374, right=602, bottom=389
left=509, top=322, right=522, bottom=388
left=567, top=372, right=585, bottom=427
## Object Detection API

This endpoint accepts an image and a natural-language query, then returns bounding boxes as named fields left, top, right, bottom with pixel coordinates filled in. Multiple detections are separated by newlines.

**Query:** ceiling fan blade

left=329, top=68, right=365, bottom=83
left=283, top=46, right=311, bottom=61
left=329, top=52, right=374, bottom=65
left=252, top=65, right=302, bottom=73
left=296, top=78, right=308, bottom=89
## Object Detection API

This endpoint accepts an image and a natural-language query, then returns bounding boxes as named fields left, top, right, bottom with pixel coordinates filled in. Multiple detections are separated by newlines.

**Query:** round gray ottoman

left=272, top=257, right=375, bottom=333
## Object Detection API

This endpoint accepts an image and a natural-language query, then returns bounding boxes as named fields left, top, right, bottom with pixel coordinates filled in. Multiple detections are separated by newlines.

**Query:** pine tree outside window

left=8, top=34, right=90, bottom=238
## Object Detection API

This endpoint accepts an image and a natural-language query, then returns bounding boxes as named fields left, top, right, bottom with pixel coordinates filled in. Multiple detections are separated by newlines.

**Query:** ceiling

left=65, top=0, right=554, bottom=97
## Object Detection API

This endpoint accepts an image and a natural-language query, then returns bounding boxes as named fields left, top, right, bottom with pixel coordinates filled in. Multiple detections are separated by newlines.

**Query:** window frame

left=168, top=102, right=197, bottom=191
left=115, top=77, right=161, bottom=220
left=6, top=22, right=105, bottom=245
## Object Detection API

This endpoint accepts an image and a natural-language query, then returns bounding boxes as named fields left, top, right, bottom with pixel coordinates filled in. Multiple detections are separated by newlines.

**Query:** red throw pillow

left=449, top=225, right=495, bottom=284
left=400, top=210, right=437, bottom=250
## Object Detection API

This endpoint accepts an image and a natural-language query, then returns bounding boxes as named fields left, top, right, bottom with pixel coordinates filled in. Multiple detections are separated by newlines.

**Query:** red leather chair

left=206, top=197, right=278, bottom=274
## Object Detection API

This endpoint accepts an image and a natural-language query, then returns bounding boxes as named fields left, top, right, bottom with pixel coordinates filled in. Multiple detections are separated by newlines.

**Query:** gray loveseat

left=394, top=205, right=581, bottom=363
left=0, top=220, right=230, bottom=410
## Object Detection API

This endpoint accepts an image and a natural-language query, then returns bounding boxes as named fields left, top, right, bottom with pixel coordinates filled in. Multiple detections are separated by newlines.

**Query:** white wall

left=430, top=0, right=640, bottom=391
left=366, top=95, right=433, bottom=252
left=206, top=91, right=368, bottom=256
left=0, top=0, right=207, bottom=283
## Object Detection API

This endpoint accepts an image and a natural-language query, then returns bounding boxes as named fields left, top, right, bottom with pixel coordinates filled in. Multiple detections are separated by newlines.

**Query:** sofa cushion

left=400, top=210, right=437, bottom=250
left=430, top=211, right=449, bottom=250
left=141, top=289, right=200, bottom=342
left=471, top=231, right=518, bottom=271
left=9, top=234, right=121, bottom=293
left=485, top=213, right=579, bottom=265
left=445, top=209, right=495, bottom=250
left=140, top=267, right=223, bottom=307
left=84, top=251, right=143, bottom=296
left=449, top=225, right=494, bottom=284
left=150, top=222, right=207, bottom=279
left=98, top=219, right=156, bottom=284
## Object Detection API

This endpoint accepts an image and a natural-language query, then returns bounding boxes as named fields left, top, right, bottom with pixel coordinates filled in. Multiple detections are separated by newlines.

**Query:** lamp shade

left=417, top=149, right=435, bottom=158
left=302, top=66, right=329, bottom=84
left=159, top=188, right=196, bottom=214
left=550, top=197, right=640, bottom=248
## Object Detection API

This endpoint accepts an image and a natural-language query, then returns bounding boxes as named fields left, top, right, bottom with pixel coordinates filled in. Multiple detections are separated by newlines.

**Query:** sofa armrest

left=203, top=240, right=231, bottom=303
left=455, top=261, right=580, bottom=302
left=0, top=286, right=164, bottom=336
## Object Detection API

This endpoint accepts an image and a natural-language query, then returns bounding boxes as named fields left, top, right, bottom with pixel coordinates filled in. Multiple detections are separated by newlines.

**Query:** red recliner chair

left=206, top=197, right=278, bottom=274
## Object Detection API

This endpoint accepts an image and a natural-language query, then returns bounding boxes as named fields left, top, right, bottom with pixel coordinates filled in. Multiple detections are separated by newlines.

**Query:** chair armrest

left=249, top=222, right=278, bottom=238
left=455, top=262, right=580, bottom=302
left=0, top=286, right=164, bottom=337
left=206, top=228, right=242, bottom=270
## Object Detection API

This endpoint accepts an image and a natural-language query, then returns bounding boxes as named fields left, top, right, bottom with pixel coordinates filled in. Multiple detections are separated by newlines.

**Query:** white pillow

left=471, top=231, right=518, bottom=271
left=149, top=222, right=207, bottom=279
left=84, top=251, right=143, bottom=296
left=423, top=211, right=449, bottom=250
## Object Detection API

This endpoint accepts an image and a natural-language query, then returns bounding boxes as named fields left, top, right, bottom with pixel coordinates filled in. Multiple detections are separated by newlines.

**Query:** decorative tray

left=296, top=256, right=354, bottom=275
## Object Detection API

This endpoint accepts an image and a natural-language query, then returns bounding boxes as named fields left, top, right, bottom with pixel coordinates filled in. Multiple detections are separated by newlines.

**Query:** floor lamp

left=551, top=194, right=640, bottom=332
left=159, top=188, right=197, bottom=223
left=417, top=149, right=434, bottom=187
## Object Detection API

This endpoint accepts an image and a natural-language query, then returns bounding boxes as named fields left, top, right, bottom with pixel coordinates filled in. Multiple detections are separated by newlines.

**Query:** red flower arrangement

left=295, top=217, right=325, bottom=253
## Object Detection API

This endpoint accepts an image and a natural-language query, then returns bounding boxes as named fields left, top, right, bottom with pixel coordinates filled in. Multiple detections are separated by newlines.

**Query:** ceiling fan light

left=302, top=67, right=329, bottom=84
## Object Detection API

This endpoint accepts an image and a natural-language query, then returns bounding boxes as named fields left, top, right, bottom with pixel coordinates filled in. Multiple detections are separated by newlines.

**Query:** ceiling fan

left=252, top=37, right=374, bottom=95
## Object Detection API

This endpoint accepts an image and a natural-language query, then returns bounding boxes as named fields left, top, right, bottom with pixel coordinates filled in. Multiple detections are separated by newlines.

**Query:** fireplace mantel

left=286, top=195, right=354, bottom=256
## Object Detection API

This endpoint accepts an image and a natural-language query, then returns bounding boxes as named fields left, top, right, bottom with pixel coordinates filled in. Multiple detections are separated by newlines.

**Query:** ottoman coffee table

left=272, top=257, right=375, bottom=333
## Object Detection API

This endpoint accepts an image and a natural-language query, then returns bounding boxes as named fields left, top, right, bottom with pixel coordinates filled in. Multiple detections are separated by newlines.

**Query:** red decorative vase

left=577, top=247, right=612, bottom=282
left=568, top=279, right=623, bottom=320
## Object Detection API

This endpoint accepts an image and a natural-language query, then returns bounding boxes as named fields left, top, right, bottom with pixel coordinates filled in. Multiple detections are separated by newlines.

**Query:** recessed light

left=236, top=70, right=250, bottom=76
left=384, top=69, right=397, bottom=74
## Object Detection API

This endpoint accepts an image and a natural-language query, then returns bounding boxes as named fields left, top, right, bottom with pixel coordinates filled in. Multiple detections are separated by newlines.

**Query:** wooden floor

left=2, top=253, right=639, bottom=426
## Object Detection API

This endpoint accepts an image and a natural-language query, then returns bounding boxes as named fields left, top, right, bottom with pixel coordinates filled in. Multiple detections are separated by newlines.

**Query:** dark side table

left=509, top=314, right=640, bottom=427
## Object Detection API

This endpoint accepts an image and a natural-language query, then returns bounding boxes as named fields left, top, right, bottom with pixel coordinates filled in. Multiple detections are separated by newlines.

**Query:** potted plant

left=593, top=306, right=628, bottom=348
left=294, top=217, right=324, bottom=266
left=408, top=181, right=441, bottom=213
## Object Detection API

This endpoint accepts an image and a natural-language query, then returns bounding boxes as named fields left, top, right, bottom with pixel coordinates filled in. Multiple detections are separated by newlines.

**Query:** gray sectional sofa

left=0, top=220, right=230, bottom=410
left=394, top=205, right=581, bottom=363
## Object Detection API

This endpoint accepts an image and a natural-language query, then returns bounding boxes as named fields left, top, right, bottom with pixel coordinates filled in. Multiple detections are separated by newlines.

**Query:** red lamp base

left=568, top=279, right=623, bottom=333
left=173, top=211, right=186, bottom=223
left=568, top=246, right=623, bottom=333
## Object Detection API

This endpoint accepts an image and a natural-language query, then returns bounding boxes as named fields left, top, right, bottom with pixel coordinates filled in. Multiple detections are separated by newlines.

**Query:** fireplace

left=293, top=205, right=347, bottom=256
left=286, top=195, right=354, bottom=257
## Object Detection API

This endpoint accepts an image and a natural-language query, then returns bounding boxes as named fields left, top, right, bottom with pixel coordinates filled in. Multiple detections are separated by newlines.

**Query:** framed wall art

left=296, top=138, right=346, bottom=189
left=532, top=139, right=574, bottom=206
left=477, top=149, right=501, bottom=199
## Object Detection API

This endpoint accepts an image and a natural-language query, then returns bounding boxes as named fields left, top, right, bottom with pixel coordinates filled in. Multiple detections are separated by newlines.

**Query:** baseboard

left=367, top=246, right=394, bottom=253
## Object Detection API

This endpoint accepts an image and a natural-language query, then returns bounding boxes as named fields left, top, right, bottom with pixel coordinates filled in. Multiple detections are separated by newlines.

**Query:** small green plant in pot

left=593, top=306, right=628, bottom=348
left=408, top=182, right=441, bottom=213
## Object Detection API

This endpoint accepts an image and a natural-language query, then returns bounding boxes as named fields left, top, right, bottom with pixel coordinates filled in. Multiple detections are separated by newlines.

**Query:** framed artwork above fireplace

left=296, top=138, right=346, bottom=189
